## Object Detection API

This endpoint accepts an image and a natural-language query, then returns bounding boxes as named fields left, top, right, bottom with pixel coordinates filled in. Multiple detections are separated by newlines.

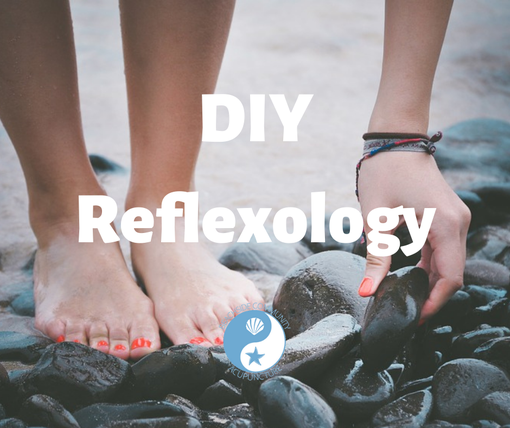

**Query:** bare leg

left=0, top=0, right=159, bottom=359
left=120, top=0, right=264, bottom=346
left=359, top=0, right=471, bottom=321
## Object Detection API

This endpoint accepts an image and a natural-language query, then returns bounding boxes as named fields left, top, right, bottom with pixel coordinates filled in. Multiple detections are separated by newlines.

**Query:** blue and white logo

left=223, top=310, right=286, bottom=373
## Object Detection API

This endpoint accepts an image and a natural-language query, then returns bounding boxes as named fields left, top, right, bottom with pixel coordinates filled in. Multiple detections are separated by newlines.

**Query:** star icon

left=245, top=347, right=265, bottom=366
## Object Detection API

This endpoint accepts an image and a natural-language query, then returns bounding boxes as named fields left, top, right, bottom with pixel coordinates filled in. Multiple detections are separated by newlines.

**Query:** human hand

left=357, top=151, right=471, bottom=322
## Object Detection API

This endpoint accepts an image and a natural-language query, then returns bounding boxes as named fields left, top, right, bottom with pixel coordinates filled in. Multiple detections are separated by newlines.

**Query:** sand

left=0, top=0, right=509, bottom=288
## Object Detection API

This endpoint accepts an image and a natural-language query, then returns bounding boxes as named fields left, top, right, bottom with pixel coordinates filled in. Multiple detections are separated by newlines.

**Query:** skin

left=358, top=0, right=471, bottom=322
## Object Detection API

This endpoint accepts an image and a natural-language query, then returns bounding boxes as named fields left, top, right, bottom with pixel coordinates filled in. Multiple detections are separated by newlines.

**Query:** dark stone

left=397, top=377, right=433, bottom=398
left=361, top=267, right=429, bottom=372
left=210, top=348, right=242, bottom=388
left=471, top=183, right=510, bottom=218
left=9, top=290, right=35, bottom=317
left=386, top=363, right=405, bottom=386
left=423, top=422, right=454, bottom=428
left=432, top=358, right=510, bottom=423
left=217, top=403, right=259, bottom=421
left=390, top=225, right=423, bottom=271
left=464, top=260, right=510, bottom=288
left=497, top=246, right=510, bottom=270
left=88, top=154, right=125, bottom=174
left=164, top=395, right=202, bottom=420
left=0, top=331, right=53, bottom=363
left=466, top=226, right=510, bottom=263
left=473, top=336, right=510, bottom=374
left=219, top=241, right=311, bottom=276
left=451, top=327, right=510, bottom=358
left=19, top=342, right=134, bottom=410
left=470, top=299, right=510, bottom=329
left=196, top=380, right=244, bottom=411
left=372, top=389, right=433, bottom=427
left=434, top=119, right=510, bottom=179
left=0, top=363, right=10, bottom=406
left=430, top=291, right=474, bottom=329
left=302, top=215, right=356, bottom=254
left=0, top=420, right=26, bottom=428
left=242, top=314, right=359, bottom=406
left=456, top=190, right=492, bottom=231
left=258, top=376, right=337, bottom=428
left=316, top=358, right=394, bottom=420
left=73, top=401, right=186, bottom=428
left=132, top=344, right=216, bottom=401
left=470, top=421, right=501, bottom=428
left=103, top=417, right=202, bottom=428
left=19, top=394, right=79, bottom=428
left=424, top=326, right=454, bottom=360
left=272, top=250, right=367, bottom=338
left=472, top=391, right=510, bottom=425
left=225, top=419, right=256, bottom=428
left=0, top=404, right=5, bottom=419
left=464, top=285, right=508, bottom=307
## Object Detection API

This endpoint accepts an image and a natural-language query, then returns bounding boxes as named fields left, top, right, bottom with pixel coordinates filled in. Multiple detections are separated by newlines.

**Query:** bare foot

left=33, top=223, right=161, bottom=360
left=131, top=222, right=265, bottom=347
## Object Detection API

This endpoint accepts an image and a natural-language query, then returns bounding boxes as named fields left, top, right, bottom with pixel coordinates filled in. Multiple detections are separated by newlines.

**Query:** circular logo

left=223, top=310, right=286, bottom=373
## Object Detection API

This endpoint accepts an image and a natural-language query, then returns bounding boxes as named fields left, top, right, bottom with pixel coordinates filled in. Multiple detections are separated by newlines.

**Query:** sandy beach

left=0, top=0, right=509, bottom=287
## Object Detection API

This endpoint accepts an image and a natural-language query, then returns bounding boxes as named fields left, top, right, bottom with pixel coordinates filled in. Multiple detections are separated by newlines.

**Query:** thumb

left=359, top=235, right=392, bottom=297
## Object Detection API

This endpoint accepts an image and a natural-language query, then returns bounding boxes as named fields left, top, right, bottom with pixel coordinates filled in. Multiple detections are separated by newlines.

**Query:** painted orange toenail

left=190, top=336, right=206, bottom=345
left=114, top=344, right=126, bottom=351
left=131, top=338, right=151, bottom=350
left=56, top=335, right=65, bottom=343
left=97, top=340, right=109, bottom=347
left=214, top=337, right=223, bottom=345
left=73, top=339, right=80, bottom=343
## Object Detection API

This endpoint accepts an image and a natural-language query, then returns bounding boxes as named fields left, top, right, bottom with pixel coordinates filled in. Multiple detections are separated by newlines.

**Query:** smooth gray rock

left=19, top=394, right=80, bottom=428
left=472, top=391, right=510, bottom=425
left=464, top=259, right=510, bottom=288
left=372, top=389, right=433, bottom=428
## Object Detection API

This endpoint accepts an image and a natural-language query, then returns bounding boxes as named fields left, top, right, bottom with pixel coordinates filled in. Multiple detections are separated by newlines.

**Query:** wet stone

left=316, top=358, right=394, bottom=420
left=361, top=267, right=429, bottom=372
left=471, top=421, right=501, bottom=428
left=472, top=391, right=510, bottom=425
left=466, top=226, right=510, bottom=262
left=19, top=394, right=79, bottom=428
left=164, top=395, right=202, bottom=420
left=456, top=190, right=491, bottom=231
left=430, top=291, right=474, bottom=330
left=464, top=260, right=510, bottom=288
left=9, top=290, right=35, bottom=317
left=464, top=285, right=508, bottom=307
left=219, top=241, right=311, bottom=276
left=19, top=342, right=134, bottom=410
left=473, top=336, right=510, bottom=374
left=196, top=380, right=244, bottom=411
left=451, top=327, right=510, bottom=359
left=103, top=417, right=202, bottom=428
left=397, top=376, right=433, bottom=398
left=386, top=363, right=405, bottom=387
left=132, top=344, right=216, bottom=401
left=73, top=401, right=186, bottom=428
left=0, top=404, right=5, bottom=419
left=470, top=299, right=510, bottom=329
left=302, top=215, right=356, bottom=254
left=209, top=348, right=241, bottom=388
left=258, top=376, right=337, bottom=428
left=0, top=363, right=10, bottom=406
left=372, top=389, right=433, bottom=428
left=241, top=313, right=359, bottom=407
left=272, top=250, right=367, bottom=338
left=432, top=358, right=510, bottom=423
left=0, top=331, right=53, bottom=364
left=88, top=154, right=125, bottom=174
left=471, top=183, right=510, bottom=219
left=0, top=420, right=26, bottom=428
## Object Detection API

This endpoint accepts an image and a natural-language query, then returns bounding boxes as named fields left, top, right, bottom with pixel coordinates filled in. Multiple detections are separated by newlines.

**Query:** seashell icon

left=246, top=318, right=264, bottom=335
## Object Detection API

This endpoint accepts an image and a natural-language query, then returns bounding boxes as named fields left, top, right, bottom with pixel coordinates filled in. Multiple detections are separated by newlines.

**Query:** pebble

left=0, top=420, right=26, bottom=428
left=9, top=290, right=35, bottom=317
left=464, top=260, right=510, bottom=288
left=470, top=299, right=510, bottom=329
left=361, top=267, right=429, bottom=372
left=430, top=291, right=474, bottom=329
left=272, top=250, right=367, bottom=337
left=19, top=394, right=79, bottom=428
left=397, top=377, right=433, bottom=398
left=195, top=380, right=244, bottom=410
left=432, top=358, right=510, bottom=423
left=472, top=336, right=510, bottom=373
left=451, top=327, right=510, bottom=358
left=88, top=154, right=125, bottom=174
left=0, top=363, right=10, bottom=406
left=471, top=183, right=510, bottom=218
left=466, top=226, right=510, bottom=262
left=471, top=421, right=502, bottom=428
left=0, top=331, right=53, bottom=364
left=73, top=401, right=186, bottom=428
left=19, top=342, right=134, bottom=410
left=463, top=285, right=508, bottom=307
left=132, top=344, right=216, bottom=401
left=316, top=358, right=394, bottom=420
left=372, top=389, right=433, bottom=428
left=219, top=241, right=311, bottom=276
left=103, top=417, right=202, bottom=428
left=258, top=376, right=337, bottom=428
left=472, top=391, right=510, bottom=425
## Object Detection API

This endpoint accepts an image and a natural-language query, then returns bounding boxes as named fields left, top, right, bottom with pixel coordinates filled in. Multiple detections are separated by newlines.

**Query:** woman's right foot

left=33, top=222, right=160, bottom=360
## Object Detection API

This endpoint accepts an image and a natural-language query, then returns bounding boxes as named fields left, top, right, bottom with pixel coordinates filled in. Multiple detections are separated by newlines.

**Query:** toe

left=129, top=318, right=161, bottom=360
left=39, top=318, right=66, bottom=343
left=64, top=320, right=88, bottom=345
left=88, top=322, right=110, bottom=353
left=108, top=326, right=130, bottom=360
left=197, top=308, right=225, bottom=347
left=162, top=309, right=212, bottom=346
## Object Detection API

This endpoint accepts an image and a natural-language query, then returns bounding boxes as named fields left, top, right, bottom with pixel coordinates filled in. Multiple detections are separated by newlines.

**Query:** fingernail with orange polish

left=114, top=344, right=127, bottom=351
left=57, top=335, right=65, bottom=343
left=358, top=277, right=374, bottom=297
left=190, top=336, right=206, bottom=345
left=131, top=338, right=151, bottom=350
left=73, top=339, right=80, bottom=343
left=97, top=340, right=109, bottom=347
left=214, top=337, right=223, bottom=345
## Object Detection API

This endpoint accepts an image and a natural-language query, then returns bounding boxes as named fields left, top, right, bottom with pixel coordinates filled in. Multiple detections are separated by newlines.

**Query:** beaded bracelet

left=355, top=131, right=442, bottom=200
